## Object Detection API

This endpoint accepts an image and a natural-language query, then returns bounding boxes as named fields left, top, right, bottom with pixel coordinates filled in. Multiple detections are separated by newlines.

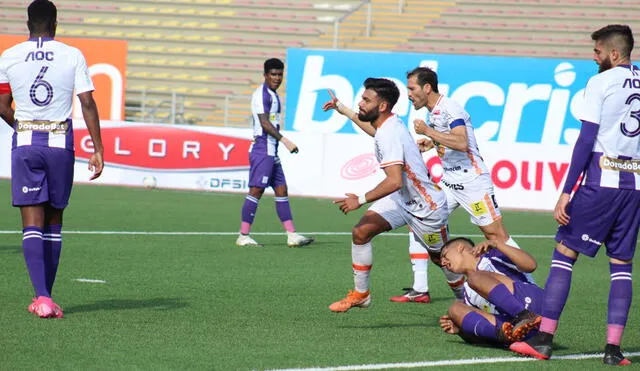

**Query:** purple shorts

left=513, top=281, right=544, bottom=314
left=556, top=184, right=640, bottom=261
left=248, top=152, right=286, bottom=189
left=493, top=281, right=543, bottom=327
left=11, top=146, right=75, bottom=209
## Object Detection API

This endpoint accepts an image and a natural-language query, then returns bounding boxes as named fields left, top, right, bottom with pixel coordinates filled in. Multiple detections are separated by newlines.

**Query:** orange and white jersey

left=428, top=95, right=489, bottom=183
left=374, top=114, right=446, bottom=218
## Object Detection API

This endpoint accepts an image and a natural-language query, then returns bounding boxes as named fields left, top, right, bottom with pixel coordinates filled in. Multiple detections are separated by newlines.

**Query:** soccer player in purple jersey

left=511, top=25, right=640, bottom=366
left=0, top=0, right=104, bottom=318
left=438, top=238, right=543, bottom=346
left=236, top=58, right=314, bottom=248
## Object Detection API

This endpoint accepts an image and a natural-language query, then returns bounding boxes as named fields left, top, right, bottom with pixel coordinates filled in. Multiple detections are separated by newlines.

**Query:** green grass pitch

left=0, top=181, right=638, bottom=370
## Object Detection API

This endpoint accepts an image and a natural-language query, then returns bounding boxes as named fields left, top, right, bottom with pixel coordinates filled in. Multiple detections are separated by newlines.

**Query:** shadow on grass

left=255, top=239, right=328, bottom=249
left=0, top=245, right=21, bottom=254
left=338, top=322, right=434, bottom=329
left=442, top=338, right=572, bottom=352
left=64, top=297, right=189, bottom=314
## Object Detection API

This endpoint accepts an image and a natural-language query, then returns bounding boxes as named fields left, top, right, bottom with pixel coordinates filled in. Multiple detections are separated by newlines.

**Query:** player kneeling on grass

left=438, top=238, right=543, bottom=345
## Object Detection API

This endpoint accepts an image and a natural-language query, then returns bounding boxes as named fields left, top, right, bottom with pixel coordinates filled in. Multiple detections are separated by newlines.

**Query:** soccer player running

left=0, top=0, right=104, bottom=318
left=438, top=238, right=543, bottom=346
left=391, top=67, right=528, bottom=305
left=322, top=78, right=464, bottom=312
left=236, top=58, right=314, bottom=248
left=510, top=25, right=640, bottom=366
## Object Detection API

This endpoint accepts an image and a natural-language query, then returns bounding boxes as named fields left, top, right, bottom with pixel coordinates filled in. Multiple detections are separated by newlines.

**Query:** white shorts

left=369, top=195, right=449, bottom=254
left=440, top=173, right=502, bottom=227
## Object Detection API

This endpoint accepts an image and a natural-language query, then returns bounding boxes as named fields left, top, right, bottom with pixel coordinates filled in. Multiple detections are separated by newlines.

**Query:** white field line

left=264, top=351, right=640, bottom=371
left=0, top=230, right=555, bottom=238
left=73, top=278, right=107, bottom=284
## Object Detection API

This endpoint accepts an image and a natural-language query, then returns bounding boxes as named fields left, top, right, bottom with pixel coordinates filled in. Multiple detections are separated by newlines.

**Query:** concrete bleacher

left=398, top=0, right=640, bottom=58
left=1, top=0, right=361, bottom=125
left=2, top=0, right=640, bottom=125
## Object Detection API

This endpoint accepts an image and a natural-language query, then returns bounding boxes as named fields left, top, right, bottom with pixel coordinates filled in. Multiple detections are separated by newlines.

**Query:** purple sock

left=275, top=196, right=293, bottom=223
left=43, top=224, right=62, bottom=295
left=539, top=249, right=577, bottom=334
left=461, top=312, right=497, bottom=340
left=22, top=227, right=50, bottom=298
left=240, top=195, right=259, bottom=234
left=607, top=263, right=632, bottom=345
left=488, top=283, right=526, bottom=317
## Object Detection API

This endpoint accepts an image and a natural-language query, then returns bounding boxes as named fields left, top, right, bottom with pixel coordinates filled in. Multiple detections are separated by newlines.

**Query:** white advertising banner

left=0, top=120, right=572, bottom=211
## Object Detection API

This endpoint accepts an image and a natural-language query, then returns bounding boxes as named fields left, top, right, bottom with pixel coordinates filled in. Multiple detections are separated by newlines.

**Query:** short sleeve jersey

left=579, top=64, right=640, bottom=190
left=250, top=83, right=281, bottom=157
left=428, top=96, right=489, bottom=183
left=463, top=249, right=536, bottom=314
left=374, top=115, right=446, bottom=218
left=0, top=37, right=94, bottom=151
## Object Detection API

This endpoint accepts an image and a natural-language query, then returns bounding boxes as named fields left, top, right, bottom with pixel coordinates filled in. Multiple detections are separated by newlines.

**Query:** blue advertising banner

left=285, top=49, right=598, bottom=146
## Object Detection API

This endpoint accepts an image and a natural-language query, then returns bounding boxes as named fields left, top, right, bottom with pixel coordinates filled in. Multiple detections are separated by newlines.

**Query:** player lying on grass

left=438, top=237, right=543, bottom=345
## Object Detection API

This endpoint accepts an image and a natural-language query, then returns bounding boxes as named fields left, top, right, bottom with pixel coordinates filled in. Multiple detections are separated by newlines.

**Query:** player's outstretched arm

left=257, top=113, right=298, bottom=154
left=78, top=91, right=104, bottom=180
left=414, top=119, right=468, bottom=152
left=322, top=89, right=376, bottom=137
left=0, top=93, right=14, bottom=127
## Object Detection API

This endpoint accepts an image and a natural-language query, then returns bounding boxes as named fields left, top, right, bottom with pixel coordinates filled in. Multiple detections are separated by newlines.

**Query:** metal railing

left=332, top=0, right=372, bottom=49
left=398, top=0, right=405, bottom=13
left=125, top=90, right=187, bottom=125
left=332, top=0, right=408, bottom=49
left=222, top=94, right=253, bottom=127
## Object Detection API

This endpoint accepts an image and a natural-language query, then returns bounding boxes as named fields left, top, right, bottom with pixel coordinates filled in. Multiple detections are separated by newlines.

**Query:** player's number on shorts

left=29, top=66, right=53, bottom=107
left=621, top=93, right=640, bottom=138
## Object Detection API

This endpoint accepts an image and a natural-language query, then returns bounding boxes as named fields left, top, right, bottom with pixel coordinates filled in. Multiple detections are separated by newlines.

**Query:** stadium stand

left=399, top=0, right=640, bottom=57
left=1, top=0, right=360, bottom=125
left=1, top=0, right=639, bottom=125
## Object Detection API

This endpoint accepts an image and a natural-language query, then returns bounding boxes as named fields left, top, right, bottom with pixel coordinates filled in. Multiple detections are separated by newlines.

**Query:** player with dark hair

left=236, top=58, right=314, bottom=248
left=438, top=237, right=543, bottom=346
left=323, top=78, right=464, bottom=312
left=511, top=24, right=639, bottom=366
left=0, top=0, right=104, bottom=318
left=391, top=66, right=530, bottom=305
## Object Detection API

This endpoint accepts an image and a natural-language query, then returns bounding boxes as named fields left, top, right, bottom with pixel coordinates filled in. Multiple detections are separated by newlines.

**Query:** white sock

left=409, top=233, right=429, bottom=292
left=352, top=242, right=372, bottom=293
